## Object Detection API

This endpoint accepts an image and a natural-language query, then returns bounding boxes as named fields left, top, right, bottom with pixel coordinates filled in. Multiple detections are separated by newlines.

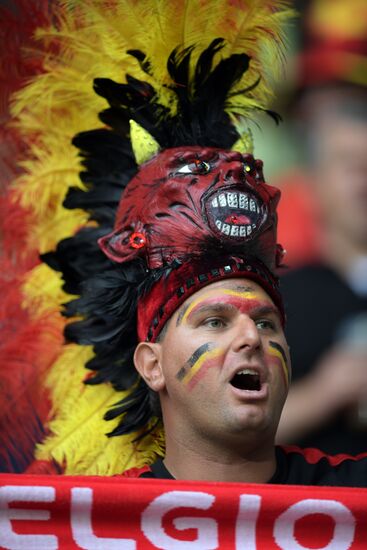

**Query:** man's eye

left=203, top=317, right=225, bottom=329
left=256, top=319, right=275, bottom=331
left=177, top=160, right=210, bottom=175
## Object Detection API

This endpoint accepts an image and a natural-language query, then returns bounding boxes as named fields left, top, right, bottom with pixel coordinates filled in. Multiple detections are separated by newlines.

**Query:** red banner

left=1, top=474, right=367, bottom=549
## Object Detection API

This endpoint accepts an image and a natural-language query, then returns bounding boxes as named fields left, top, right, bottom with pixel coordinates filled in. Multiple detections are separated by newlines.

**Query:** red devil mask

left=99, top=146, right=282, bottom=271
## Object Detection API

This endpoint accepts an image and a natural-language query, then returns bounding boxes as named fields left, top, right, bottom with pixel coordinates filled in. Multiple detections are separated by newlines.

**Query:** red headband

left=137, top=256, right=284, bottom=342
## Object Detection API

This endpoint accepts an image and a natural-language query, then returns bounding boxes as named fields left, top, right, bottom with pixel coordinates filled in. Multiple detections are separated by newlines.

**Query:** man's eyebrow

left=193, top=303, right=279, bottom=318
left=191, top=303, right=237, bottom=315
left=251, top=304, right=280, bottom=318
left=176, top=302, right=236, bottom=325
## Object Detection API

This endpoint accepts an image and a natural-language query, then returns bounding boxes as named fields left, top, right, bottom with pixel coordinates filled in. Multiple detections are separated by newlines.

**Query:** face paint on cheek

left=176, top=342, right=225, bottom=391
left=267, top=340, right=291, bottom=388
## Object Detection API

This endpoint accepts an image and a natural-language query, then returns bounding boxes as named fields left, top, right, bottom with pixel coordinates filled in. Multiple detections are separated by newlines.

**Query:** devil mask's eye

left=177, top=160, right=210, bottom=175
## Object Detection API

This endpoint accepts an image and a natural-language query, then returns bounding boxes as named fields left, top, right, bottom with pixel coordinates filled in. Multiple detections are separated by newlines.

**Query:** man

left=277, top=0, right=367, bottom=454
left=134, top=277, right=289, bottom=483
left=278, top=87, right=367, bottom=454
left=112, top=263, right=365, bottom=485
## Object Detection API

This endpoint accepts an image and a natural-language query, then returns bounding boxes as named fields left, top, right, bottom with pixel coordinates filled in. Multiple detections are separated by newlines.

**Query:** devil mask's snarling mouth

left=205, top=189, right=266, bottom=239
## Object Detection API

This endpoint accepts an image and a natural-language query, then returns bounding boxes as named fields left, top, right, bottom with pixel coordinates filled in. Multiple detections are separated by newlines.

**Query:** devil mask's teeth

left=211, top=192, right=260, bottom=214
left=215, top=219, right=255, bottom=236
left=208, top=190, right=264, bottom=239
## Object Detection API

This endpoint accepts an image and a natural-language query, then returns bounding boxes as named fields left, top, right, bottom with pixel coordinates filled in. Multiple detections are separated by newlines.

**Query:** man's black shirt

left=136, top=446, right=367, bottom=487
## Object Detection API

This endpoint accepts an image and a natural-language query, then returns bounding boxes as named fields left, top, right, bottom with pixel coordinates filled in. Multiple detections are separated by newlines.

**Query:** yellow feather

left=35, top=344, right=164, bottom=475
left=231, top=126, right=254, bottom=155
left=22, top=264, right=72, bottom=316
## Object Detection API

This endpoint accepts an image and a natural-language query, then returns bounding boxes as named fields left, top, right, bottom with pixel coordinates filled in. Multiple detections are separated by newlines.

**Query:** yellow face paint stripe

left=268, top=345, right=289, bottom=386
left=182, top=347, right=224, bottom=385
left=181, top=289, right=260, bottom=324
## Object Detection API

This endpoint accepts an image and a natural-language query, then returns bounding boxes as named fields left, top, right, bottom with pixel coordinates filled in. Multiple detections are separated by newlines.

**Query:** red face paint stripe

left=187, top=352, right=226, bottom=391
left=182, top=347, right=224, bottom=385
left=269, top=340, right=288, bottom=365
left=184, top=294, right=271, bottom=325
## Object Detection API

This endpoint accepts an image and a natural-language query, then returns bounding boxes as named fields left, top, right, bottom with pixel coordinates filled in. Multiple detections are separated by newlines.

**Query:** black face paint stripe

left=235, top=285, right=255, bottom=292
left=176, top=342, right=214, bottom=381
left=269, top=341, right=287, bottom=364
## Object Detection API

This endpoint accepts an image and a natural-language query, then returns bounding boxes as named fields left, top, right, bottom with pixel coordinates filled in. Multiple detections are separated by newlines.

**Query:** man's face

left=142, top=277, right=290, bottom=446
left=303, top=88, right=367, bottom=247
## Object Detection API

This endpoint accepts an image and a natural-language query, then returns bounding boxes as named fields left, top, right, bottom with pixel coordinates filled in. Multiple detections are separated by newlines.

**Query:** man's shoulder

left=276, top=445, right=367, bottom=487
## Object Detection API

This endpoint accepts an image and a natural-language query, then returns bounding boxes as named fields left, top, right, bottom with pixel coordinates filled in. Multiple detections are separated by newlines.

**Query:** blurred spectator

left=276, top=0, right=367, bottom=454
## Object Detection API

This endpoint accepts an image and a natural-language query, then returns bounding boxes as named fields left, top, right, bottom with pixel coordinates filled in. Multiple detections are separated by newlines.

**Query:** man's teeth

left=237, top=369, right=258, bottom=376
left=231, top=369, right=261, bottom=391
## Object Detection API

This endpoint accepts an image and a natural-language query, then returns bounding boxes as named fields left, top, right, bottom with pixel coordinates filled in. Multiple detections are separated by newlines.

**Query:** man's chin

left=220, top=410, right=274, bottom=440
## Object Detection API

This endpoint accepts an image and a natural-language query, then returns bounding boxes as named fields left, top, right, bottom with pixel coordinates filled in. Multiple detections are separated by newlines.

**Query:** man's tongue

left=225, top=214, right=251, bottom=225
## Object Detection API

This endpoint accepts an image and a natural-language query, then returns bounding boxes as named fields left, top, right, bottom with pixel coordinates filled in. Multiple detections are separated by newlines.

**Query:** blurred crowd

left=273, top=0, right=367, bottom=454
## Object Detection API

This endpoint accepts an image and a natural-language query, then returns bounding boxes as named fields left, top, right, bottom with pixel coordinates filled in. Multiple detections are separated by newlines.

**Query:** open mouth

left=205, top=190, right=266, bottom=239
left=230, top=369, right=261, bottom=391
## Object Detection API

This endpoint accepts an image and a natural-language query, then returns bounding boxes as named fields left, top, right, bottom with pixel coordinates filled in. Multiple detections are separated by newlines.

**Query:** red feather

left=0, top=0, right=56, bottom=472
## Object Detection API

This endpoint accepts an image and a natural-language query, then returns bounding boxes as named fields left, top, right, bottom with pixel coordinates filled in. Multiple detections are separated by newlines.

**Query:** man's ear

left=134, top=342, right=165, bottom=392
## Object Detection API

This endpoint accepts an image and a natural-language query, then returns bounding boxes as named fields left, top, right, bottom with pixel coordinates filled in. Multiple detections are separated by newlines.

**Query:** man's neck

left=163, top=432, right=277, bottom=483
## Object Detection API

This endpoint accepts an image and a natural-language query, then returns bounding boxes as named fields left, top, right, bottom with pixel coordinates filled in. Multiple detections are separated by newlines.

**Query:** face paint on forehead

left=267, top=340, right=290, bottom=387
left=176, top=342, right=225, bottom=390
left=234, top=285, right=256, bottom=292
left=176, top=303, right=190, bottom=326
left=180, top=288, right=274, bottom=325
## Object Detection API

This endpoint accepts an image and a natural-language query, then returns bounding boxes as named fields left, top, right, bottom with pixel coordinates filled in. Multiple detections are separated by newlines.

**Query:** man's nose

left=231, top=315, right=261, bottom=353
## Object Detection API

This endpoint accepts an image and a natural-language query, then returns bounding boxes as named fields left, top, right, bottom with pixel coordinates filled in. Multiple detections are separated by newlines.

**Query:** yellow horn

left=130, top=119, right=160, bottom=165
left=231, top=127, right=254, bottom=155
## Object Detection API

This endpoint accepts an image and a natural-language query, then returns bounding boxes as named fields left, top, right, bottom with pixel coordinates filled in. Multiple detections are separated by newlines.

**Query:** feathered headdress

left=0, top=0, right=292, bottom=475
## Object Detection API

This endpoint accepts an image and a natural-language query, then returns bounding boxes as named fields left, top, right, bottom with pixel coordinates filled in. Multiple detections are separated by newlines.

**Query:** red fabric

left=283, top=445, right=367, bottom=467
left=0, top=473, right=366, bottom=548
